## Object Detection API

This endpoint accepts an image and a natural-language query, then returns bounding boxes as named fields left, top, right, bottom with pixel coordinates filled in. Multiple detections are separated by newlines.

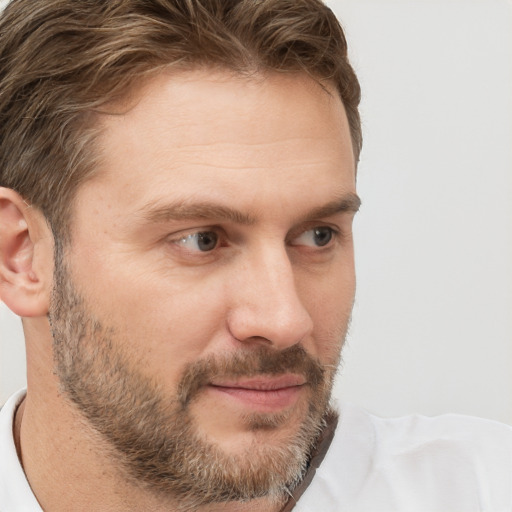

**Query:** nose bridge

left=227, top=243, right=313, bottom=348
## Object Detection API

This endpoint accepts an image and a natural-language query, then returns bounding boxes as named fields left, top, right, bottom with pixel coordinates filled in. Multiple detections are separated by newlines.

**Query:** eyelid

left=287, top=221, right=341, bottom=243
left=167, top=226, right=221, bottom=240
left=293, top=226, right=338, bottom=247
left=164, top=219, right=348, bottom=255
left=166, top=226, right=226, bottom=253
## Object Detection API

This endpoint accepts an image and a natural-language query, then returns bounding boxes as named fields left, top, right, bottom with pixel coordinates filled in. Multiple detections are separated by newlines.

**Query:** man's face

left=49, top=70, right=358, bottom=505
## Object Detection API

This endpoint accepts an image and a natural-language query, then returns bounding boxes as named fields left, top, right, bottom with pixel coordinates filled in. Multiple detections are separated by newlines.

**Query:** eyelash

left=168, top=225, right=341, bottom=255
left=173, top=230, right=224, bottom=253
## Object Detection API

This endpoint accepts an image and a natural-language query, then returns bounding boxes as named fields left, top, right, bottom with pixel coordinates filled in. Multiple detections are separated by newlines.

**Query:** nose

left=226, top=246, right=314, bottom=350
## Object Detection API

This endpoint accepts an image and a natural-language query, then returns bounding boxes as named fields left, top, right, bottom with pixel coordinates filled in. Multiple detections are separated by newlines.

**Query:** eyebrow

left=140, top=201, right=256, bottom=225
left=139, top=192, right=361, bottom=226
left=303, top=193, right=361, bottom=221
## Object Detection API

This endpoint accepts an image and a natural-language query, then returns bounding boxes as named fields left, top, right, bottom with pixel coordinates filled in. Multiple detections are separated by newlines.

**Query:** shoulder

left=294, top=403, right=512, bottom=512
left=366, top=406, right=512, bottom=489
left=353, top=404, right=512, bottom=460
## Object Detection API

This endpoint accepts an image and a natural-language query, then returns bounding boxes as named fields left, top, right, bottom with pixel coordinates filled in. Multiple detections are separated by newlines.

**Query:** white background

left=1, top=0, right=511, bottom=424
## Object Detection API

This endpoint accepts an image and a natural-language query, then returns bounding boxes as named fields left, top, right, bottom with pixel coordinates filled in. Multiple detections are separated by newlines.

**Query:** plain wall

left=1, top=0, right=511, bottom=423
left=328, top=0, right=512, bottom=423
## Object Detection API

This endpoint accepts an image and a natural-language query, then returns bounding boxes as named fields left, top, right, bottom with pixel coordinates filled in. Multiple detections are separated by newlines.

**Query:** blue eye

left=292, top=227, right=334, bottom=248
left=176, top=231, right=219, bottom=252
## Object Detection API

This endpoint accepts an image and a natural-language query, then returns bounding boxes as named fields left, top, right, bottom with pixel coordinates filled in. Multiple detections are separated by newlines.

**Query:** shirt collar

left=0, top=389, right=43, bottom=512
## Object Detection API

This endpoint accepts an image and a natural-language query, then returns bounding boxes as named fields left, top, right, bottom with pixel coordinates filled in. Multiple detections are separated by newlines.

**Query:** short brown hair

left=0, top=0, right=361, bottom=240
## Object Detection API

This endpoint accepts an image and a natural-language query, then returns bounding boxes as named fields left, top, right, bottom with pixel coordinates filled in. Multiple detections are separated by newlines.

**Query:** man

left=0, top=1, right=510, bottom=511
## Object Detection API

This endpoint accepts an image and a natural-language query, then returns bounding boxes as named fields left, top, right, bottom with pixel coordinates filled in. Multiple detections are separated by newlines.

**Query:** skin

left=0, top=69, right=358, bottom=511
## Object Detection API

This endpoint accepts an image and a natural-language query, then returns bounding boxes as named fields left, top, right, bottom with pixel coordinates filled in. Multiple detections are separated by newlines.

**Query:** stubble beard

left=48, top=251, right=341, bottom=510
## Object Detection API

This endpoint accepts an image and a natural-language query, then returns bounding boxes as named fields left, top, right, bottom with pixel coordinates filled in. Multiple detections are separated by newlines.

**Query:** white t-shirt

left=1, top=388, right=512, bottom=511
left=0, top=390, right=42, bottom=511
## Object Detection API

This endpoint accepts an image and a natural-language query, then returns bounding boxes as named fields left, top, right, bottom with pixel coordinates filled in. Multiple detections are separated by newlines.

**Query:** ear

left=0, top=187, right=54, bottom=317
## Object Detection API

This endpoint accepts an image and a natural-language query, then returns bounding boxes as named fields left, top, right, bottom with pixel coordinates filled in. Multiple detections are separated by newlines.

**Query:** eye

left=174, top=231, right=219, bottom=252
left=291, top=226, right=335, bottom=248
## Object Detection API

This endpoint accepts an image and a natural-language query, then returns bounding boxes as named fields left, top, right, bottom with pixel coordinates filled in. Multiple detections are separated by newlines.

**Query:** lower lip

left=207, top=384, right=305, bottom=412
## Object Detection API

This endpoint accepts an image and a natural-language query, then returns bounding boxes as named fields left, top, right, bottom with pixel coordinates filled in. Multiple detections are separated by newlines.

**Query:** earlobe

left=0, top=187, right=53, bottom=317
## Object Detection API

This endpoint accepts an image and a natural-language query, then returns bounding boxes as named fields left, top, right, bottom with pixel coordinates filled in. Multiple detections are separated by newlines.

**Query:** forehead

left=99, top=68, right=352, bottom=152
left=75, top=69, right=355, bottom=224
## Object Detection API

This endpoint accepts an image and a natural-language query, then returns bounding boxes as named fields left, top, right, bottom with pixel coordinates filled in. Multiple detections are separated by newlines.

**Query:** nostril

left=226, top=300, right=313, bottom=351
left=230, top=334, right=274, bottom=347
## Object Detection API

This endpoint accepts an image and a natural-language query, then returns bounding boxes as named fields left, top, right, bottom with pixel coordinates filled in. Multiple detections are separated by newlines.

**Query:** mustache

left=177, top=344, right=325, bottom=407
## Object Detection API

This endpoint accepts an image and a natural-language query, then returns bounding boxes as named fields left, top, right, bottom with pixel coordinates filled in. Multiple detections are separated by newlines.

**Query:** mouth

left=207, top=375, right=307, bottom=412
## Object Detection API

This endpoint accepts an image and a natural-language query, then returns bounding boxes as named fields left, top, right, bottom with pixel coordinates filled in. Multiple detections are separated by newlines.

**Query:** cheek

left=71, top=256, right=230, bottom=384
left=299, top=265, right=355, bottom=360
left=120, top=283, right=229, bottom=368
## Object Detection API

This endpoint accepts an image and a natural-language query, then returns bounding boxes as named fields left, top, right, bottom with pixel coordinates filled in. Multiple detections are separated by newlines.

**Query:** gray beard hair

left=48, top=250, right=338, bottom=510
